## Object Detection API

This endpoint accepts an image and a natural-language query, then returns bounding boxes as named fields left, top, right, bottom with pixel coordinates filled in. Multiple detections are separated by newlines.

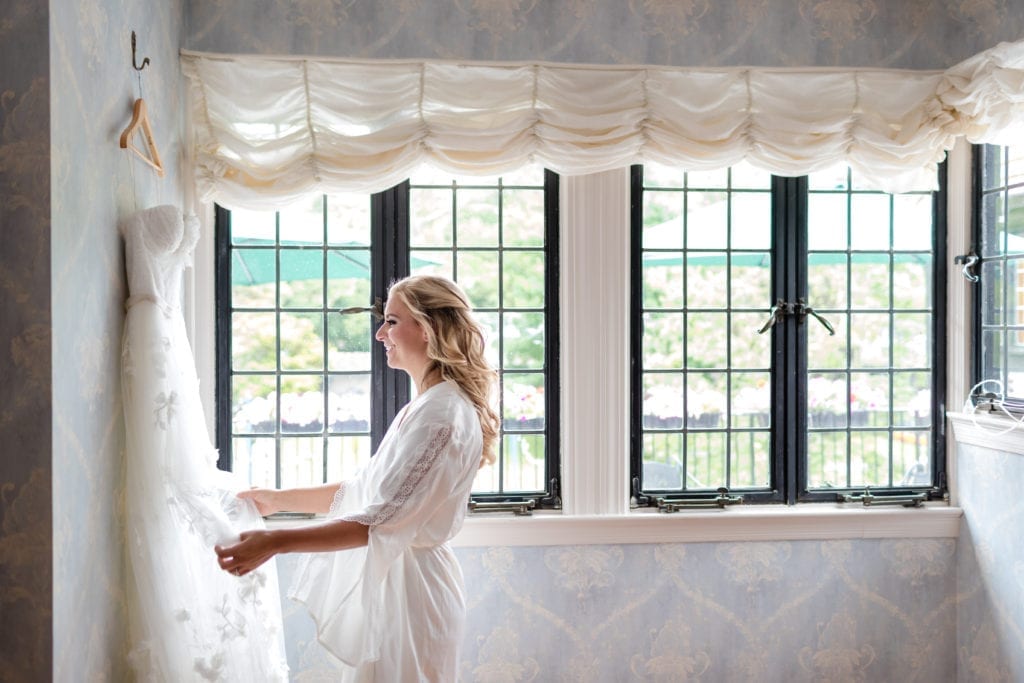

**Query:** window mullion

left=770, top=175, right=807, bottom=504
left=792, top=175, right=810, bottom=503
left=371, top=183, right=411, bottom=452
left=541, top=169, right=562, bottom=507
left=562, top=168, right=632, bottom=515
left=214, top=205, right=232, bottom=472
left=931, top=160, right=949, bottom=492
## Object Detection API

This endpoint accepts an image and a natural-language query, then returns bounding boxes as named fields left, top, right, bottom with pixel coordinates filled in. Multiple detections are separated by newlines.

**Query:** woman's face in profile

left=375, top=294, right=429, bottom=374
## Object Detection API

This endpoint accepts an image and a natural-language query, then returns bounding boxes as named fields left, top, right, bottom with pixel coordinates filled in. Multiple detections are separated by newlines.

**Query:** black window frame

left=215, top=171, right=561, bottom=508
left=630, top=164, right=948, bottom=505
left=973, top=143, right=1024, bottom=409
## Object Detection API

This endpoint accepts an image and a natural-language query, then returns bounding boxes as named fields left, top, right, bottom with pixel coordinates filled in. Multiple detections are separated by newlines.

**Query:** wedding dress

left=121, top=205, right=287, bottom=682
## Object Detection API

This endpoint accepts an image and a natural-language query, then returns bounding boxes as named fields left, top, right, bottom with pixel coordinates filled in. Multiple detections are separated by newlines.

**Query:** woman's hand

left=237, top=487, right=281, bottom=516
left=236, top=483, right=342, bottom=515
left=215, top=529, right=277, bottom=577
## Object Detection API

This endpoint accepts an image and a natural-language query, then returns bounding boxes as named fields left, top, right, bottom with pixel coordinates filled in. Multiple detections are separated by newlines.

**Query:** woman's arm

left=238, top=482, right=342, bottom=516
left=215, top=519, right=369, bottom=577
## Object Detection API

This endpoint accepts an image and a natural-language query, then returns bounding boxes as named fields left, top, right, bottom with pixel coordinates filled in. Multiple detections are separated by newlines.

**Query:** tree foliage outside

left=226, top=165, right=936, bottom=493
left=638, top=164, right=936, bottom=492
left=229, top=172, right=552, bottom=491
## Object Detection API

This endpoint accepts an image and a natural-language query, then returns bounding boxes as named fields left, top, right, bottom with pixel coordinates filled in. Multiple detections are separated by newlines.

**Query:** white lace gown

left=289, top=380, right=483, bottom=682
left=121, top=205, right=288, bottom=682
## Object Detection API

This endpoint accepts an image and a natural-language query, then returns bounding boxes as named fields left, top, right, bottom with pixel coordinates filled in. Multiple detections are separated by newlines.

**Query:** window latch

left=656, top=487, right=743, bottom=512
left=954, top=252, right=980, bottom=283
left=757, top=299, right=791, bottom=334
left=758, top=299, right=835, bottom=336
left=795, top=299, right=835, bottom=336
left=838, top=488, right=927, bottom=507
left=468, top=499, right=536, bottom=516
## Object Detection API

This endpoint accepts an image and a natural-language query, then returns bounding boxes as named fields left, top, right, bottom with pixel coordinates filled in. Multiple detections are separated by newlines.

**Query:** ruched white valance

left=181, top=39, right=1024, bottom=209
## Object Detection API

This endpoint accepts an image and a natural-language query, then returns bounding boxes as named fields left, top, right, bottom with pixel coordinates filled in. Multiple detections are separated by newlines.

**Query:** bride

left=216, top=274, right=499, bottom=682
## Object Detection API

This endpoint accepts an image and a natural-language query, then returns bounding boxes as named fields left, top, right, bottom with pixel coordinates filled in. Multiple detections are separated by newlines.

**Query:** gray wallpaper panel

left=0, top=0, right=52, bottom=680
left=186, top=0, right=1024, bottom=69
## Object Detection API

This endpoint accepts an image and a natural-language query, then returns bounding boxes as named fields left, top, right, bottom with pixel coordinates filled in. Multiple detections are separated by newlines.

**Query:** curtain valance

left=181, top=39, right=1024, bottom=209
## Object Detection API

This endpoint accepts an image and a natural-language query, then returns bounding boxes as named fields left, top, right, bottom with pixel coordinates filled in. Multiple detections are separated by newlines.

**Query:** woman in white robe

left=215, top=275, right=500, bottom=682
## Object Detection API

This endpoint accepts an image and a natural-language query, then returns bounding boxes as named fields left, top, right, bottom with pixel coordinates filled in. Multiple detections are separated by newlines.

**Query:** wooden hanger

left=120, top=97, right=165, bottom=177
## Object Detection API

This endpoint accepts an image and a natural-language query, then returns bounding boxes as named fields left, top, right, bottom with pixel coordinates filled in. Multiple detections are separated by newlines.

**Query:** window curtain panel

left=181, top=38, right=1024, bottom=209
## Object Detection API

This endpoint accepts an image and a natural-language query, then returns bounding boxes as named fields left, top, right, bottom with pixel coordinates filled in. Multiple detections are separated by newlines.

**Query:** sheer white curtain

left=182, top=38, right=1024, bottom=209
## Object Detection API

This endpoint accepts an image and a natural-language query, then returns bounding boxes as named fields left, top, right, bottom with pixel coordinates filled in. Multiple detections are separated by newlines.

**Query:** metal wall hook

left=131, top=31, right=151, bottom=71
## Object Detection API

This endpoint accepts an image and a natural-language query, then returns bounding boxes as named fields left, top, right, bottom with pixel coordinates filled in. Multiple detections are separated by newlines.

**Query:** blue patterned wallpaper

left=956, top=444, right=1024, bottom=680
left=278, top=538, right=958, bottom=680
left=186, top=0, right=1024, bottom=69
left=48, top=0, right=186, bottom=681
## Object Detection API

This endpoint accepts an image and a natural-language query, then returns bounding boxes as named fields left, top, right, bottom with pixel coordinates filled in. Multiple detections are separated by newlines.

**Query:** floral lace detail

left=341, top=425, right=452, bottom=527
left=327, top=482, right=346, bottom=516
left=154, top=390, right=178, bottom=429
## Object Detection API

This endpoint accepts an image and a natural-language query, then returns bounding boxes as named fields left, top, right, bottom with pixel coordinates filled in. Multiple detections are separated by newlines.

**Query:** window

left=632, top=162, right=947, bottom=505
left=976, top=144, right=1024, bottom=404
left=216, top=166, right=560, bottom=507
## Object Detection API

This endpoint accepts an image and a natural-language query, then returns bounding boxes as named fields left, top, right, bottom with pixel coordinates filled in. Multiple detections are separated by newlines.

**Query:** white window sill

left=948, top=411, right=1024, bottom=457
left=448, top=504, right=961, bottom=546
left=264, top=505, right=961, bottom=547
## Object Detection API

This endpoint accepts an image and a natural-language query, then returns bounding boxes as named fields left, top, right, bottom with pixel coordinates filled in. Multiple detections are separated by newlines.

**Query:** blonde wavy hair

left=387, top=275, right=500, bottom=467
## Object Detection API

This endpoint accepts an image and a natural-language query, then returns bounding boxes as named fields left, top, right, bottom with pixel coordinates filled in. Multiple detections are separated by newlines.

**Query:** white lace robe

left=121, top=205, right=288, bottom=681
left=289, top=380, right=483, bottom=682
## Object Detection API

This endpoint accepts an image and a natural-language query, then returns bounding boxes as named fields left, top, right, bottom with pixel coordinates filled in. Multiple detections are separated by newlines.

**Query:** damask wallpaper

left=956, top=444, right=1024, bottom=681
left=0, top=1, right=52, bottom=680
left=186, top=0, right=1024, bottom=69
left=48, top=0, right=187, bottom=675
left=2, top=0, right=1022, bottom=680
left=279, top=538, right=959, bottom=680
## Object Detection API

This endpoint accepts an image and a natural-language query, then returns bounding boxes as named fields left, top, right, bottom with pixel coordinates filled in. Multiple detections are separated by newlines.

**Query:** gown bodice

left=121, top=205, right=200, bottom=311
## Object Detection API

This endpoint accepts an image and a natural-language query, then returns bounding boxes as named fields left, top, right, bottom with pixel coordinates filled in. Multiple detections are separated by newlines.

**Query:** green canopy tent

left=641, top=251, right=932, bottom=268
left=640, top=189, right=934, bottom=269
left=230, top=239, right=439, bottom=286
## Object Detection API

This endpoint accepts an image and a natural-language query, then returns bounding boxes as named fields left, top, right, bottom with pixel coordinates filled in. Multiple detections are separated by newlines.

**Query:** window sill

left=448, top=503, right=961, bottom=547
left=263, top=504, right=961, bottom=546
left=949, top=411, right=1024, bottom=456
